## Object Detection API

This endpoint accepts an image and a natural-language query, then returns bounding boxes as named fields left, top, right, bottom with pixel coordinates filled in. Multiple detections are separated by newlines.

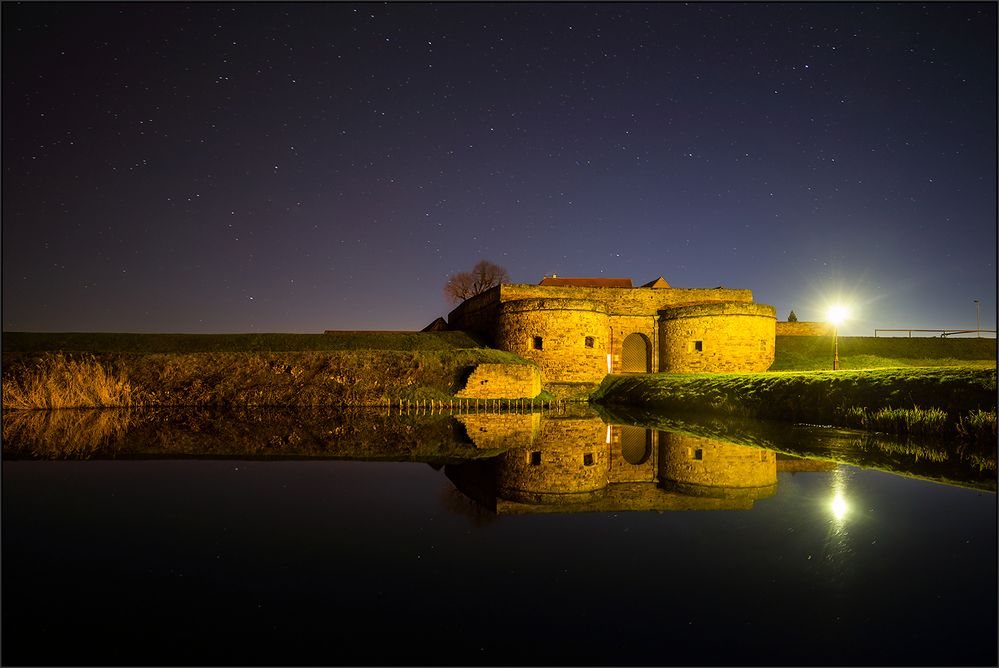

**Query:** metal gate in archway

left=621, top=333, right=651, bottom=373
left=619, top=425, right=653, bottom=465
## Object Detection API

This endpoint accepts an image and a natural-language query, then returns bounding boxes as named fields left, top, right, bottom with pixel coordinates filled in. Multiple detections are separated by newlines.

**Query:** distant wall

left=776, top=321, right=834, bottom=336
left=446, top=286, right=502, bottom=343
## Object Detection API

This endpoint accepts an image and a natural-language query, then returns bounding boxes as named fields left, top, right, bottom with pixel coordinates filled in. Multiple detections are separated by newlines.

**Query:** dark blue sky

left=3, top=2, right=996, bottom=336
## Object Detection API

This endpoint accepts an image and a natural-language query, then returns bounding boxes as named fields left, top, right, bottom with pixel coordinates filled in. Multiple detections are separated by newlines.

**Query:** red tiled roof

left=539, top=277, right=633, bottom=288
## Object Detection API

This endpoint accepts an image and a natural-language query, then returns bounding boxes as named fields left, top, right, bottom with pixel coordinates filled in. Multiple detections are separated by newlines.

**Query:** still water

left=2, top=406, right=996, bottom=666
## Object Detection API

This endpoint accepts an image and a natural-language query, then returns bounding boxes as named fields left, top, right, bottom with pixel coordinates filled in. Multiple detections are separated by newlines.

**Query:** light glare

left=831, top=493, right=848, bottom=520
left=827, top=304, right=849, bottom=325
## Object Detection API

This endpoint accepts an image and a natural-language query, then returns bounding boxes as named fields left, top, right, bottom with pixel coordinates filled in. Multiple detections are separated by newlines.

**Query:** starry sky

left=3, top=2, right=996, bottom=336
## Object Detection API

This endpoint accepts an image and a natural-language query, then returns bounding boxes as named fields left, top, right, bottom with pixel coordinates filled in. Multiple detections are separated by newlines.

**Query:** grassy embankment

left=1, top=405, right=505, bottom=463
left=4, top=332, right=996, bottom=442
left=772, top=334, right=996, bottom=371
left=596, top=335, right=996, bottom=444
left=1, top=331, right=538, bottom=409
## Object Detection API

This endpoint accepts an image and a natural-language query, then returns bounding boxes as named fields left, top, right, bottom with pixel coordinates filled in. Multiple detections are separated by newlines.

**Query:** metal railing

left=874, top=329, right=997, bottom=338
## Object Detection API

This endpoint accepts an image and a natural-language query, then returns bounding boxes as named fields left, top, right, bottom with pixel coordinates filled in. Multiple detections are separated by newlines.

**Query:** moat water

left=2, top=406, right=996, bottom=666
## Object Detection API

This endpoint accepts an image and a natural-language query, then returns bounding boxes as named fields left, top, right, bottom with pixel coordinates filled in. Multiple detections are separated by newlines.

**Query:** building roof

left=641, top=276, right=671, bottom=288
left=538, top=276, right=633, bottom=288
left=421, top=317, right=449, bottom=332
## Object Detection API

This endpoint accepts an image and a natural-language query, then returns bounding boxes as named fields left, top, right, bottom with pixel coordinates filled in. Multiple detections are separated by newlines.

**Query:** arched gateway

left=620, top=333, right=651, bottom=373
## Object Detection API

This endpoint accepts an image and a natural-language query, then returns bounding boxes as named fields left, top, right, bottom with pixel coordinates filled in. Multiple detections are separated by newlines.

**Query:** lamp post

left=827, top=305, right=848, bottom=371
left=974, top=299, right=981, bottom=338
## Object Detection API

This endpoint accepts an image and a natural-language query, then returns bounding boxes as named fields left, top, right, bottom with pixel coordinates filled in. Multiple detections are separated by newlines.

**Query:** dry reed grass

left=2, top=353, right=135, bottom=409
left=1, top=408, right=135, bottom=458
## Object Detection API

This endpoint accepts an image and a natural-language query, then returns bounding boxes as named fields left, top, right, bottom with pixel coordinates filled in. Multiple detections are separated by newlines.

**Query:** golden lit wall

left=495, top=416, right=609, bottom=503
left=658, top=433, right=777, bottom=498
left=455, top=363, right=542, bottom=399
left=495, top=298, right=610, bottom=383
left=447, top=283, right=777, bottom=381
left=456, top=412, right=541, bottom=450
left=660, top=302, right=776, bottom=372
left=497, top=283, right=755, bottom=313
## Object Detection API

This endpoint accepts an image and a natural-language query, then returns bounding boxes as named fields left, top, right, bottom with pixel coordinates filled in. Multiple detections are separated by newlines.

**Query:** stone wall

left=608, top=315, right=658, bottom=373
left=660, top=302, right=776, bottom=372
left=456, top=412, right=540, bottom=450
left=497, top=283, right=755, bottom=315
left=608, top=424, right=658, bottom=483
left=659, top=433, right=777, bottom=498
left=776, top=321, right=834, bottom=336
left=446, top=282, right=777, bottom=383
left=455, top=363, right=541, bottom=399
left=495, top=415, right=609, bottom=503
left=446, top=286, right=502, bottom=342
left=495, top=298, right=610, bottom=383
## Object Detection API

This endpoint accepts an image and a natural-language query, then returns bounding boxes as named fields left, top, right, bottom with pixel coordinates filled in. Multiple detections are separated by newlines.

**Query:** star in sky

left=2, top=2, right=995, bottom=335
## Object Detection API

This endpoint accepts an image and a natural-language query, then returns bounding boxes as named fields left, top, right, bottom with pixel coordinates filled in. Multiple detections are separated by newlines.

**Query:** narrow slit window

left=692, top=340, right=703, bottom=353
left=689, top=448, right=703, bottom=460
left=584, top=336, right=595, bottom=348
left=530, top=451, right=542, bottom=466
left=583, top=453, right=594, bottom=466
left=532, top=336, right=543, bottom=350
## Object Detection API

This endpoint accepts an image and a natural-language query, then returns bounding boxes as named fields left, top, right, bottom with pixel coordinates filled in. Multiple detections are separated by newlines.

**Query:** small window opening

left=532, top=336, right=543, bottom=350
left=584, top=336, right=595, bottom=348
left=529, top=451, right=542, bottom=466
left=688, top=448, right=703, bottom=460
left=583, top=453, right=594, bottom=466
left=693, top=340, right=703, bottom=352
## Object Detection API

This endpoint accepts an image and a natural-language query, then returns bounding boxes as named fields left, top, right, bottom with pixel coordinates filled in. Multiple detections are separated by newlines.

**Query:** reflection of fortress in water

left=447, top=410, right=806, bottom=514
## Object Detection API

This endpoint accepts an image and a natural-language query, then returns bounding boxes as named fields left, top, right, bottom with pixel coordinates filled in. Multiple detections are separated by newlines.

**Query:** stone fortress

left=446, top=274, right=777, bottom=387
left=444, top=408, right=835, bottom=514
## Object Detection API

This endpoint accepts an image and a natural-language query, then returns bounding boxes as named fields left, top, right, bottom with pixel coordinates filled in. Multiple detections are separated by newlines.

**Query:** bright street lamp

left=827, top=305, right=849, bottom=370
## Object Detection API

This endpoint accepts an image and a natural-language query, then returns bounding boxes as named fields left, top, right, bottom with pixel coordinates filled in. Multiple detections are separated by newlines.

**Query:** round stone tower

left=660, top=302, right=776, bottom=372
left=495, top=298, right=609, bottom=383
left=658, top=433, right=777, bottom=499
left=495, top=415, right=609, bottom=504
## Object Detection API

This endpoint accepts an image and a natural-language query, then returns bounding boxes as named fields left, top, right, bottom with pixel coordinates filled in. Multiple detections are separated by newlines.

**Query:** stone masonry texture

left=447, top=281, right=777, bottom=385
left=455, top=363, right=541, bottom=399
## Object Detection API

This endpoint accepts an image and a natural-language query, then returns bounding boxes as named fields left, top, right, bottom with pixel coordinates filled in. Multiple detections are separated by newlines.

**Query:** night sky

left=3, top=2, right=996, bottom=336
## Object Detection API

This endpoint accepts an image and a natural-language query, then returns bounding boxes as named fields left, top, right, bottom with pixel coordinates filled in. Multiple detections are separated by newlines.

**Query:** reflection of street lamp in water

left=827, top=305, right=849, bottom=370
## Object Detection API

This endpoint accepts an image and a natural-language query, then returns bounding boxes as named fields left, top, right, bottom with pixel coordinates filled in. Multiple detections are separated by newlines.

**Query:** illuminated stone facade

left=448, top=277, right=776, bottom=383
left=446, top=410, right=779, bottom=513
left=455, top=363, right=541, bottom=399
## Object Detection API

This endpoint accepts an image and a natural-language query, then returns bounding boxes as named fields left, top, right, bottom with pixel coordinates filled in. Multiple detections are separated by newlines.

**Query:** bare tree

left=444, top=260, right=510, bottom=304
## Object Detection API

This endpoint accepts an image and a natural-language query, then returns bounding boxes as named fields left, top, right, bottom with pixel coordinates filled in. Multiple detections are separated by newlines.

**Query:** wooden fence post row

left=386, top=397, right=566, bottom=415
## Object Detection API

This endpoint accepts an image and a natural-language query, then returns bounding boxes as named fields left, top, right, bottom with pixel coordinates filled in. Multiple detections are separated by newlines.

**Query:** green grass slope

left=1, top=330, right=486, bottom=353
left=593, top=367, right=996, bottom=441
left=773, top=335, right=996, bottom=370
